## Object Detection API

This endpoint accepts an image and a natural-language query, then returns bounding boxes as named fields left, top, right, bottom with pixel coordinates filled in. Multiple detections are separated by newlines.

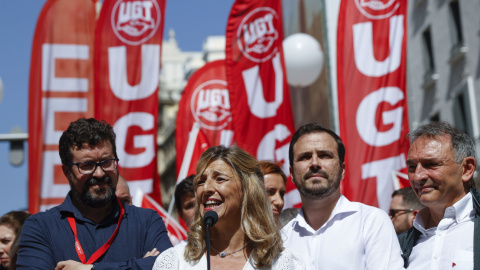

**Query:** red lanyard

left=67, top=199, right=125, bottom=264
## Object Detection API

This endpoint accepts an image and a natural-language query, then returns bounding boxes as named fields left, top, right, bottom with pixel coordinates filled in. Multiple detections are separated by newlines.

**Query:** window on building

left=422, top=27, right=435, bottom=77
left=430, top=113, right=440, bottom=122
left=448, top=0, right=464, bottom=48
left=453, top=86, right=474, bottom=138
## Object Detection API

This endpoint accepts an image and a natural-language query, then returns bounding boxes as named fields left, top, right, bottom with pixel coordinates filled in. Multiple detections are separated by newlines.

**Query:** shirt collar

left=450, top=192, right=474, bottom=223
left=59, top=192, right=122, bottom=224
left=293, top=195, right=358, bottom=232
left=413, top=192, right=474, bottom=234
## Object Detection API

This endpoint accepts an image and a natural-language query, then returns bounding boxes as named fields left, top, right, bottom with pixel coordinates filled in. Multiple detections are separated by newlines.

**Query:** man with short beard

left=281, top=123, right=404, bottom=270
left=17, top=118, right=172, bottom=270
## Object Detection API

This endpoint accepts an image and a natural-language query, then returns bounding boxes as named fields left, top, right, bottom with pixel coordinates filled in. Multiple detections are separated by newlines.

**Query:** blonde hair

left=184, top=145, right=284, bottom=268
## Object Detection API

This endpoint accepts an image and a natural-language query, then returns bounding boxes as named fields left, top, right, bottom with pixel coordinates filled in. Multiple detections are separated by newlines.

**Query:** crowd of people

left=2, top=117, right=478, bottom=269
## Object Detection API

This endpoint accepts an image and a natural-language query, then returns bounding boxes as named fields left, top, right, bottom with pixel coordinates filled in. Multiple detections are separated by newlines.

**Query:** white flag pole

left=167, top=122, right=201, bottom=216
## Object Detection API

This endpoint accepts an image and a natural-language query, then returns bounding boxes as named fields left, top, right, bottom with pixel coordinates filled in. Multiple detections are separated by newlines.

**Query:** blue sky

left=0, top=0, right=234, bottom=216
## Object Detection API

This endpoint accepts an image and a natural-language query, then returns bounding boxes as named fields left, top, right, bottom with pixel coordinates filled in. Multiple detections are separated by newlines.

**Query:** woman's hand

left=144, top=247, right=160, bottom=257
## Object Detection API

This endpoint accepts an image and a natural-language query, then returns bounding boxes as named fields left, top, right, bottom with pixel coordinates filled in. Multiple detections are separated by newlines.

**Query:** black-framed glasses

left=68, top=158, right=119, bottom=175
left=389, top=208, right=414, bottom=218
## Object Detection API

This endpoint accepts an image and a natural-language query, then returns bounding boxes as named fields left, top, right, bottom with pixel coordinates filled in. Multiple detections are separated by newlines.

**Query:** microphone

left=203, top=211, right=218, bottom=270
left=203, top=211, right=218, bottom=227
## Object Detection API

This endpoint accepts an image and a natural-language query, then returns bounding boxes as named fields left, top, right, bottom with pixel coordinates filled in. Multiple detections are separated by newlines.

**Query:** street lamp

left=0, top=76, right=28, bottom=166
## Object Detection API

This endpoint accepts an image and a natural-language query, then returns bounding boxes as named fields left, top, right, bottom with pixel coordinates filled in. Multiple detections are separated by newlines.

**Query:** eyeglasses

left=68, top=159, right=119, bottom=175
left=389, top=208, right=414, bottom=218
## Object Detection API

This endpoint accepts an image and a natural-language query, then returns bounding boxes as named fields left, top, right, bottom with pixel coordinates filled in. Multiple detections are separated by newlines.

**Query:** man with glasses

left=389, top=187, right=424, bottom=234
left=17, top=118, right=172, bottom=270
left=399, top=121, right=479, bottom=269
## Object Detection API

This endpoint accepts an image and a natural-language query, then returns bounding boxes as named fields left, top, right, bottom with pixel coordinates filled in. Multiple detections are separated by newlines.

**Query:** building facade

left=407, top=0, right=480, bottom=144
left=158, top=31, right=225, bottom=205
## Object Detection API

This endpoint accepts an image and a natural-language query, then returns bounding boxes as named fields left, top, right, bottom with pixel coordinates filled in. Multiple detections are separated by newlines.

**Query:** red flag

left=28, top=0, right=96, bottom=213
left=94, top=0, right=166, bottom=204
left=134, top=189, right=187, bottom=245
left=336, top=0, right=410, bottom=210
left=392, top=171, right=411, bottom=190
left=225, top=0, right=299, bottom=208
left=175, top=60, right=234, bottom=182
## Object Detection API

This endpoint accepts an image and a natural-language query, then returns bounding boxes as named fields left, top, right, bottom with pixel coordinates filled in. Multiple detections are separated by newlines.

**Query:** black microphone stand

left=203, top=211, right=218, bottom=270
left=206, top=222, right=212, bottom=270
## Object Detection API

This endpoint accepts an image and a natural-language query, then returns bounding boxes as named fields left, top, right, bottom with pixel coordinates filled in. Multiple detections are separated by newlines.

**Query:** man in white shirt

left=281, top=123, right=404, bottom=270
left=399, top=121, right=479, bottom=269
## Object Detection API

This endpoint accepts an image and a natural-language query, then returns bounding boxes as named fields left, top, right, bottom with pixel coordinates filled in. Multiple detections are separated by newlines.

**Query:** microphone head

left=203, top=211, right=218, bottom=227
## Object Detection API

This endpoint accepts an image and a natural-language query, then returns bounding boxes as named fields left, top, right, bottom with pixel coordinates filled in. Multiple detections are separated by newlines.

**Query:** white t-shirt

left=408, top=192, right=474, bottom=270
left=281, top=195, right=404, bottom=270
left=152, top=241, right=305, bottom=270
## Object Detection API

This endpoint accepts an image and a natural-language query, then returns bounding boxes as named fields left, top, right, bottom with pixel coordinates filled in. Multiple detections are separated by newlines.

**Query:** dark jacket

left=398, top=187, right=480, bottom=269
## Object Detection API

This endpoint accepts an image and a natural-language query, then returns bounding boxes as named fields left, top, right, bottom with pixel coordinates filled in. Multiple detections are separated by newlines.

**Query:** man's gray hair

left=408, top=121, right=476, bottom=163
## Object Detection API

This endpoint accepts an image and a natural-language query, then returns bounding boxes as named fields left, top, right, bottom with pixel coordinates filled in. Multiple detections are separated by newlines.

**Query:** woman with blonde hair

left=153, top=145, right=304, bottom=269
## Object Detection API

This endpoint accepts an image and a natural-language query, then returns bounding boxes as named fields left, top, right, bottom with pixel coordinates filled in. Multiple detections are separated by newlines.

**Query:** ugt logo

left=190, top=80, right=232, bottom=131
left=237, top=7, right=279, bottom=63
left=111, top=0, right=161, bottom=45
left=355, top=0, right=401, bottom=20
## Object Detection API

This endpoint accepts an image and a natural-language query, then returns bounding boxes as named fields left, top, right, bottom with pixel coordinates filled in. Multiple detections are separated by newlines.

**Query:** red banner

left=336, top=0, right=410, bottom=210
left=94, top=0, right=166, bottom=203
left=225, top=0, right=299, bottom=208
left=175, top=60, right=234, bottom=182
left=28, top=0, right=96, bottom=213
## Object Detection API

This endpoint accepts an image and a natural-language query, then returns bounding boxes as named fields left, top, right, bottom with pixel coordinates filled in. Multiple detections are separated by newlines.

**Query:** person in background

left=281, top=123, right=404, bottom=269
left=174, top=175, right=196, bottom=228
left=389, top=187, right=424, bottom=234
left=17, top=118, right=172, bottom=270
left=7, top=233, right=20, bottom=270
left=400, top=121, right=478, bottom=268
left=0, top=211, right=30, bottom=270
left=116, top=175, right=133, bottom=205
left=153, top=146, right=304, bottom=269
left=259, top=161, right=286, bottom=221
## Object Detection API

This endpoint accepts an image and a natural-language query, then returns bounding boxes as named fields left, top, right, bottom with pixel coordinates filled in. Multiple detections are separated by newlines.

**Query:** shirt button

left=434, top=255, right=438, bottom=260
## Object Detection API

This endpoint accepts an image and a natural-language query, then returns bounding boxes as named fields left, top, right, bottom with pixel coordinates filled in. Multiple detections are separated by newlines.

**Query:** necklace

left=210, top=243, right=248, bottom=258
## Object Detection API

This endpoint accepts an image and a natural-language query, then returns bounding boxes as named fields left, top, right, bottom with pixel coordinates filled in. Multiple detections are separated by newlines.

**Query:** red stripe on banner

left=39, top=197, right=66, bottom=206
left=225, top=0, right=299, bottom=208
left=28, top=0, right=96, bottom=213
left=175, top=60, right=234, bottom=182
left=94, top=0, right=166, bottom=204
left=336, top=0, right=410, bottom=210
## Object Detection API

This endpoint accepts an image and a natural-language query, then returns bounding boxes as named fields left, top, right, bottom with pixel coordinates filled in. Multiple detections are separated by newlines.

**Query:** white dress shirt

left=281, top=195, right=404, bottom=270
left=408, top=193, right=474, bottom=270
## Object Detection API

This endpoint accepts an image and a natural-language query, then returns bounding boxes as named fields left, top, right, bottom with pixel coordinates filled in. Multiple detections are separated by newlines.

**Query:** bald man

left=116, top=175, right=132, bottom=205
